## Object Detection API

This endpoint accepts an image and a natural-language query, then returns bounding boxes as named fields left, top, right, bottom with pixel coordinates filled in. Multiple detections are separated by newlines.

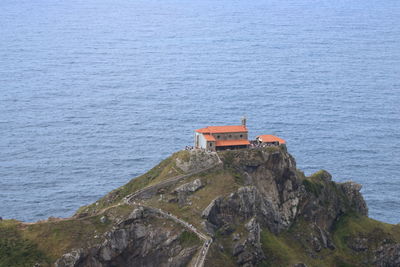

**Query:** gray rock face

left=55, top=250, right=83, bottom=267
left=174, top=179, right=203, bottom=194
left=202, top=186, right=290, bottom=234
left=200, top=148, right=375, bottom=266
left=202, top=197, right=222, bottom=219
left=175, top=150, right=220, bottom=173
left=202, top=149, right=304, bottom=234
left=241, top=217, right=265, bottom=265
left=348, top=237, right=369, bottom=252
left=100, top=216, right=107, bottom=224
left=374, top=243, right=400, bottom=267
left=55, top=208, right=199, bottom=267
left=55, top=147, right=392, bottom=267
left=300, top=172, right=368, bottom=232
left=172, top=179, right=203, bottom=206
left=340, top=181, right=368, bottom=216
left=128, top=207, right=145, bottom=221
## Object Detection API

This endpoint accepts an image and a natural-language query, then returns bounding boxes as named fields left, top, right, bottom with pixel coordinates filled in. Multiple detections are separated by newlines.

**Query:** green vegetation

left=146, top=167, right=240, bottom=230
left=0, top=205, right=123, bottom=266
left=205, top=244, right=237, bottom=267
left=219, top=150, right=235, bottom=167
left=0, top=220, right=50, bottom=267
left=301, top=170, right=332, bottom=197
left=260, top=229, right=299, bottom=266
left=308, top=170, right=330, bottom=180
left=258, top=214, right=400, bottom=267
left=2, top=147, right=400, bottom=267
left=229, top=168, right=244, bottom=185
left=22, top=215, right=111, bottom=260
left=329, top=213, right=400, bottom=265
left=179, top=150, right=191, bottom=162
left=333, top=213, right=400, bottom=250
left=179, top=231, right=200, bottom=246
left=264, top=145, right=280, bottom=153
left=205, top=226, right=239, bottom=267
left=302, top=179, right=324, bottom=197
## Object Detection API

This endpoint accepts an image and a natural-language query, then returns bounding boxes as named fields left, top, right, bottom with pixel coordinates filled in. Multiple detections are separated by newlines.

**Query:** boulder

left=174, top=179, right=203, bottom=194
left=55, top=250, right=83, bottom=267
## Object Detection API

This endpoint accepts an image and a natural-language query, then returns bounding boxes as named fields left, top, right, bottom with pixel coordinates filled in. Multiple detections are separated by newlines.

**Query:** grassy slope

left=256, top=213, right=400, bottom=267
left=202, top=165, right=400, bottom=267
left=145, top=167, right=240, bottom=230
left=126, top=149, right=400, bottom=267
left=256, top=168, right=400, bottom=267
left=0, top=151, right=191, bottom=266
left=0, top=215, right=112, bottom=267
left=2, top=148, right=400, bottom=267
left=0, top=220, right=50, bottom=267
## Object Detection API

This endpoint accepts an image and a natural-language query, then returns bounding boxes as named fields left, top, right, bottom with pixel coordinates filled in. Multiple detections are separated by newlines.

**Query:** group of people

left=249, top=141, right=279, bottom=148
left=184, top=146, right=194, bottom=150
left=201, top=239, right=212, bottom=255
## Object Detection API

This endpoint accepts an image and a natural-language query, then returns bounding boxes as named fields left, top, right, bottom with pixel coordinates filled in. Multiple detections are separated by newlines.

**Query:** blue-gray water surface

left=0, top=0, right=399, bottom=223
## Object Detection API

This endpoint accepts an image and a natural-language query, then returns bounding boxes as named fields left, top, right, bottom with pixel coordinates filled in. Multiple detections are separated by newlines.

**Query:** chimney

left=241, top=116, right=247, bottom=126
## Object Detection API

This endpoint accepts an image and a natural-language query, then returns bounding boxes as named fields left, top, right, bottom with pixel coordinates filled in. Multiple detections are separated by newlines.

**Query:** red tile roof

left=215, top=140, right=250, bottom=147
left=203, top=134, right=216, bottom=141
left=257, top=135, right=286, bottom=144
left=195, top=125, right=248, bottom=134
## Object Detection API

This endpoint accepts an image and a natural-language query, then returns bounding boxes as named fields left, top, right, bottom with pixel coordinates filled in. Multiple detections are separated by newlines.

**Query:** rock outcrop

left=175, top=149, right=220, bottom=173
left=174, top=179, right=203, bottom=194
left=202, top=186, right=291, bottom=234
left=55, top=207, right=199, bottom=267
left=1, top=146, right=399, bottom=267
left=373, top=243, right=400, bottom=267
left=232, top=217, right=265, bottom=266
left=203, top=149, right=367, bottom=236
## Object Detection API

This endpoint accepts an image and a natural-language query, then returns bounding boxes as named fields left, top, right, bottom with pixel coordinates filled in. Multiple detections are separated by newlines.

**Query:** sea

left=0, top=0, right=399, bottom=223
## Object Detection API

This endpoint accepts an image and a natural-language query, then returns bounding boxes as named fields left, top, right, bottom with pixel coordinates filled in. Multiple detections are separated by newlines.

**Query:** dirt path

left=123, top=154, right=222, bottom=267
left=25, top=151, right=222, bottom=266
left=130, top=203, right=212, bottom=267
left=124, top=158, right=222, bottom=203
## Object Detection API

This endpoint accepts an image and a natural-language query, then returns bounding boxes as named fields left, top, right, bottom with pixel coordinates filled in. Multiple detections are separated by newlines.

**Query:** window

left=240, top=134, right=243, bottom=138
left=217, top=135, right=220, bottom=139
left=209, top=143, right=213, bottom=146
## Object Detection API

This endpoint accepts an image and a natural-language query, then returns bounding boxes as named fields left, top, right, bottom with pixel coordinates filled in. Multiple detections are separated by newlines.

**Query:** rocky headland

left=1, top=146, right=400, bottom=267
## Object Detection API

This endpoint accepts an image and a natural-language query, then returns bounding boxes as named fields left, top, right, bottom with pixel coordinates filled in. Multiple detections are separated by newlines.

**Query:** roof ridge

left=195, top=125, right=248, bottom=134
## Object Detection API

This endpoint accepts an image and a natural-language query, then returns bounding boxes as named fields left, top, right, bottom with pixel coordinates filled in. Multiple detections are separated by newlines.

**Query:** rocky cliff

left=1, top=146, right=399, bottom=267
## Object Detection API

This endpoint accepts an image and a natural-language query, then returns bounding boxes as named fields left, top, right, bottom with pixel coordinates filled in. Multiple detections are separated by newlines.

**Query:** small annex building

left=194, top=119, right=250, bottom=151
left=256, top=135, right=286, bottom=145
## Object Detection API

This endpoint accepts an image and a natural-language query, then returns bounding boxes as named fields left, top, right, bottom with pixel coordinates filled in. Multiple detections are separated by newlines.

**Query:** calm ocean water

left=0, top=0, right=399, bottom=223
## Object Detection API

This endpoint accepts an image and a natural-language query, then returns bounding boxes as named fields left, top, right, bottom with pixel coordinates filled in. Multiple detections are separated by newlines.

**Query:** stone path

left=194, top=236, right=212, bottom=267
left=32, top=150, right=222, bottom=265
left=124, top=153, right=222, bottom=203
left=123, top=152, right=222, bottom=267
left=129, top=202, right=212, bottom=267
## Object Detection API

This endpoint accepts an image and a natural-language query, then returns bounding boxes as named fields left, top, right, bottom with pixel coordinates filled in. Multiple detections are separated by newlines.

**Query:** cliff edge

left=1, top=146, right=399, bottom=267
